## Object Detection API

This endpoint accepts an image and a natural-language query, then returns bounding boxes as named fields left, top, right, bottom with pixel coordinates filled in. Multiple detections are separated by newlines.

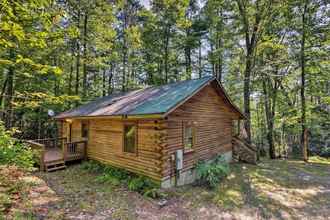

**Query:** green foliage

left=81, top=160, right=163, bottom=198
left=0, top=122, right=34, bottom=170
left=320, top=147, right=330, bottom=158
left=81, top=160, right=106, bottom=173
left=195, top=155, right=230, bottom=188
left=127, top=176, right=164, bottom=199
left=0, top=0, right=328, bottom=162
left=96, top=174, right=121, bottom=186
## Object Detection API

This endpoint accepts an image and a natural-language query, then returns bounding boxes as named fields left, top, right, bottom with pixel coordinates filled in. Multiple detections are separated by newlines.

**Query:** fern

left=195, top=155, right=230, bottom=188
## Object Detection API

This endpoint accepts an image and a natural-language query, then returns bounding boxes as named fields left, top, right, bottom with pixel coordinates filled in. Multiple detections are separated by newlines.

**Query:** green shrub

left=81, top=160, right=163, bottom=198
left=128, top=176, right=164, bottom=199
left=96, top=174, right=121, bottom=186
left=195, top=155, right=230, bottom=188
left=103, top=165, right=130, bottom=180
left=320, top=147, right=330, bottom=158
left=81, top=160, right=105, bottom=173
left=143, top=188, right=167, bottom=199
left=0, top=122, right=34, bottom=170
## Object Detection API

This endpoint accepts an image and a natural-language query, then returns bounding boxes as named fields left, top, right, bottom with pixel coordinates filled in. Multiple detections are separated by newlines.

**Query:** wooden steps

left=232, top=136, right=257, bottom=164
left=45, top=159, right=66, bottom=172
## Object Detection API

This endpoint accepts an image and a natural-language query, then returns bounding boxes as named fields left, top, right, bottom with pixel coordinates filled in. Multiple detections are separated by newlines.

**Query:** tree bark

left=102, top=69, right=106, bottom=97
left=75, top=9, right=81, bottom=98
left=236, top=0, right=263, bottom=143
left=164, top=26, right=170, bottom=84
left=82, top=12, right=88, bottom=98
left=262, top=77, right=278, bottom=159
left=0, top=75, right=8, bottom=107
left=4, top=48, right=15, bottom=128
left=122, top=5, right=127, bottom=92
left=108, top=64, right=113, bottom=95
left=68, top=44, right=74, bottom=95
left=301, top=0, right=308, bottom=162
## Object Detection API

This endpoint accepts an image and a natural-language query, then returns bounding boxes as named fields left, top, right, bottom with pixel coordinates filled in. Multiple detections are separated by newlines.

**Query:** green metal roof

left=129, top=76, right=212, bottom=115
left=55, top=76, right=244, bottom=119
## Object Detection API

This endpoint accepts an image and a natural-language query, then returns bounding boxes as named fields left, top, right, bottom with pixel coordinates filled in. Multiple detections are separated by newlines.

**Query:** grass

left=1, top=157, right=330, bottom=219
left=176, top=156, right=330, bottom=219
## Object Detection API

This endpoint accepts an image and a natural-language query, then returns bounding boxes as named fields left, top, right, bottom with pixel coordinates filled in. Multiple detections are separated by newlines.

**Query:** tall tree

left=300, top=0, right=309, bottom=162
left=235, top=0, right=275, bottom=142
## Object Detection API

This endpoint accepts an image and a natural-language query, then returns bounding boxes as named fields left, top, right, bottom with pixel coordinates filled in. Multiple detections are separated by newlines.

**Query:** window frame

left=122, top=122, right=138, bottom=155
left=182, top=121, right=196, bottom=153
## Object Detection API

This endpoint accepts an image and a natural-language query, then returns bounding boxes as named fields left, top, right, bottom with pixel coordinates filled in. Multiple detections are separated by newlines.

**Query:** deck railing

left=25, top=137, right=87, bottom=170
left=63, top=140, right=87, bottom=162
left=30, top=137, right=67, bottom=149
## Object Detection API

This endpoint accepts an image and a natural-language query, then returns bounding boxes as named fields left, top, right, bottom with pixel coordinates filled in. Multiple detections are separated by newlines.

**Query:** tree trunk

left=102, top=69, right=106, bottom=97
left=164, top=25, right=170, bottom=83
left=216, top=9, right=223, bottom=82
left=243, top=52, right=252, bottom=142
left=198, top=38, right=202, bottom=78
left=122, top=3, right=128, bottom=92
left=0, top=75, right=8, bottom=108
left=82, top=12, right=88, bottom=98
left=4, top=48, right=15, bottom=129
left=108, top=64, right=113, bottom=95
left=185, top=27, right=192, bottom=79
left=75, top=9, right=81, bottom=98
left=68, top=45, right=74, bottom=95
left=301, top=0, right=308, bottom=162
left=236, top=0, right=264, bottom=143
left=216, top=37, right=223, bottom=82
left=263, top=79, right=275, bottom=159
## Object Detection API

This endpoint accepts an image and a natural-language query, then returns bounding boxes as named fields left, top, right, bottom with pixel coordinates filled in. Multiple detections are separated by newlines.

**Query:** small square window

left=123, top=124, right=137, bottom=153
left=183, top=122, right=195, bottom=150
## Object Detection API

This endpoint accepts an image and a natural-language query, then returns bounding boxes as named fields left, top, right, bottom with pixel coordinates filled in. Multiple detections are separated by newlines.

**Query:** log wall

left=61, top=119, right=165, bottom=181
left=163, top=84, right=239, bottom=179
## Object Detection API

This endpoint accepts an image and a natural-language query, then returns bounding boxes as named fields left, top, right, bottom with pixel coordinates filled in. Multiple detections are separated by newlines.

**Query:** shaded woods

left=0, top=0, right=329, bottom=159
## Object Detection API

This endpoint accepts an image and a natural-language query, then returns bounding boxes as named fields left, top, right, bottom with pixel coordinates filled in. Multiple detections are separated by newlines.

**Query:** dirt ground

left=1, top=157, right=330, bottom=220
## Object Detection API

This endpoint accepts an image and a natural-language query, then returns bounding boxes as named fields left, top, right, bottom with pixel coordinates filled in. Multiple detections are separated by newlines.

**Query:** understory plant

left=195, top=155, right=230, bottom=188
left=0, top=121, right=34, bottom=170
left=320, top=147, right=330, bottom=158
left=82, top=160, right=165, bottom=199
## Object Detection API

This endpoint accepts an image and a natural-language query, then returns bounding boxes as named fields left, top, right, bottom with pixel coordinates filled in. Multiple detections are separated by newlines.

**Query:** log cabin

left=54, top=76, right=255, bottom=187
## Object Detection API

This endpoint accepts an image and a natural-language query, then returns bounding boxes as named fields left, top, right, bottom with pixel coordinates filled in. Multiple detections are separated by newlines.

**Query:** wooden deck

left=25, top=138, right=87, bottom=172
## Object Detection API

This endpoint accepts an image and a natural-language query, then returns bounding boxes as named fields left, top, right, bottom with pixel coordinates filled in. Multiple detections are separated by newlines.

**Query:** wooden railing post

left=40, top=146, right=45, bottom=171
left=63, top=141, right=68, bottom=162
left=83, top=141, right=87, bottom=160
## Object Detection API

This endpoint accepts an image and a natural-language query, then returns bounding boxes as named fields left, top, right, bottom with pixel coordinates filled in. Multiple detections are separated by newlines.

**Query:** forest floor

left=1, top=157, right=330, bottom=220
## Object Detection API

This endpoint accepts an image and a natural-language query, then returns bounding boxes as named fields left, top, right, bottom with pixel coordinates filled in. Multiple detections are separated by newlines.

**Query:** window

left=81, top=121, right=89, bottom=138
left=123, top=124, right=137, bottom=153
left=183, top=122, right=195, bottom=150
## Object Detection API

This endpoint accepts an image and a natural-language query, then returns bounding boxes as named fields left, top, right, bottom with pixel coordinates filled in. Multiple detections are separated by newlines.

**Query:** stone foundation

left=161, top=151, right=232, bottom=188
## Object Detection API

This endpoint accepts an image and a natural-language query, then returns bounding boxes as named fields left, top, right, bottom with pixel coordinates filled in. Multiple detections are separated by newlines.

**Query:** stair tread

left=45, top=160, right=65, bottom=166
left=46, top=165, right=66, bottom=172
